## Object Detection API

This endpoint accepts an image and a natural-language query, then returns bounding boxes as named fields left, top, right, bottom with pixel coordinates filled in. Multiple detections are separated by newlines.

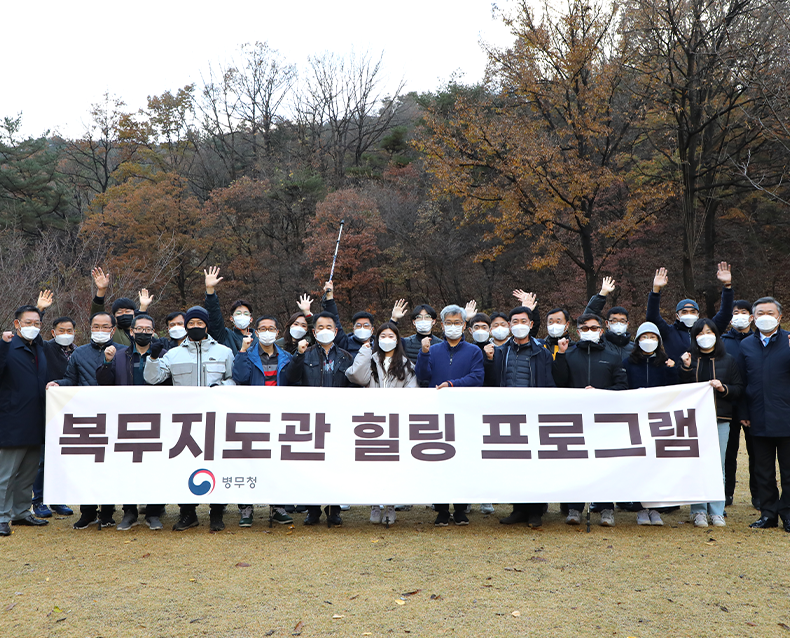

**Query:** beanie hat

left=675, top=299, right=699, bottom=313
left=636, top=321, right=661, bottom=341
left=185, top=306, right=209, bottom=325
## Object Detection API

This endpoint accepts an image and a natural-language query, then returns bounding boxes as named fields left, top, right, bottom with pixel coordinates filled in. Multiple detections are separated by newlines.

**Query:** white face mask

left=579, top=329, right=600, bottom=343
left=444, top=325, right=463, bottom=340
left=679, top=314, right=698, bottom=328
left=414, top=319, right=433, bottom=335
left=233, top=315, right=251, bottom=330
left=20, top=326, right=40, bottom=341
left=258, top=331, right=277, bottom=346
left=639, top=338, right=659, bottom=353
left=731, top=314, right=751, bottom=330
left=608, top=322, right=628, bottom=335
left=315, top=329, right=335, bottom=344
left=510, top=324, right=530, bottom=339
left=696, top=333, right=717, bottom=350
left=755, top=315, right=779, bottom=333
left=91, top=331, right=113, bottom=344
left=354, top=328, right=373, bottom=341
left=54, top=333, right=75, bottom=347
left=378, top=337, right=397, bottom=352
left=290, top=325, right=307, bottom=340
left=472, top=329, right=490, bottom=343
left=491, top=326, right=510, bottom=341
left=169, top=326, right=187, bottom=340
left=547, top=323, right=566, bottom=338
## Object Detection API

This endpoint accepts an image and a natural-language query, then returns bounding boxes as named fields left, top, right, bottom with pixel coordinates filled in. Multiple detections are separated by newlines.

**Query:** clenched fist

left=558, top=337, right=569, bottom=354
left=104, top=345, right=116, bottom=362
left=298, top=339, right=309, bottom=354
left=2, top=331, right=13, bottom=343
left=680, top=352, right=692, bottom=368
left=240, top=335, right=253, bottom=353
left=484, top=343, right=495, bottom=360
left=421, top=337, right=432, bottom=353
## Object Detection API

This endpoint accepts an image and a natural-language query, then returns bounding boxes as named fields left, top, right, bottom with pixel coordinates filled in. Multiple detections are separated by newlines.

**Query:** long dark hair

left=689, top=318, right=726, bottom=358
left=371, top=322, right=412, bottom=382
left=282, top=312, right=313, bottom=353
left=629, top=332, right=669, bottom=366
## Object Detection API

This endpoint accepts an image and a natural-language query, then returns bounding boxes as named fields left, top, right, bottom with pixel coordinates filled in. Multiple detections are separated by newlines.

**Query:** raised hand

left=680, top=352, right=692, bottom=368
left=240, top=335, right=253, bottom=353
left=323, top=280, right=334, bottom=300
left=92, top=267, right=110, bottom=295
left=652, top=267, right=668, bottom=293
left=600, top=277, right=616, bottom=296
left=37, top=289, right=54, bottom=311
left=391, top=299, right=409, bottom=322
left=464, top=299, right=477, bottom=319
left=716, top=262, right=732, bottom=287
left=104, top=345, right=116, bottom=362
left=421, top=337, right=432, bottom=353
left=484, top=343, right=495, bottom=360
left=204, top=266, right=223, bottom=294
left=297, top=339, right=309, bottom=354
left=297, top=294, right=314, bottom=315
left=512, top=289, right=537, bottom=310
left=138, top=288, right=154, bottom=312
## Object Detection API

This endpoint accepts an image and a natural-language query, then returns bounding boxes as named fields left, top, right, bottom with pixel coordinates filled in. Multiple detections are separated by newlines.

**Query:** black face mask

left=134, top=333, right=154, bottom=347
left=187, top=326, right=207, bottom=342
left=116, top=314, right=134, bottom=329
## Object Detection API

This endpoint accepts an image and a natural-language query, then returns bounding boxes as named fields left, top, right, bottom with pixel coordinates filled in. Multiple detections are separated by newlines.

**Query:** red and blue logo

left=188, top=469, right=216, bottom=496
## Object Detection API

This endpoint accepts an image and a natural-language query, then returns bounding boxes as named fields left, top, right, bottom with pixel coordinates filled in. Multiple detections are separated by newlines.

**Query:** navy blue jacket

left=0, top=334, right=48, bottom=447
left=484, top=337, right=556, bottom=388
left=415, top=339, right=484, bottom=388
left=233, top=344, right=292, bottom=386
left=42, top=339, right=73, bottom=382
left=206, top=292, right=248, bottom=356
left=96, top=344, right=168, bottom=386
left=56, top=341, right=118, bottom=386
left=645, top=287, right=734, bottom=362
left=622, top=355, right=679, bottom=389
left=737, top=329, right=790, bottom=437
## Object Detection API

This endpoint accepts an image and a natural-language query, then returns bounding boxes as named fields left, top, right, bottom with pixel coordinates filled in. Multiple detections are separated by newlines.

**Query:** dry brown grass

left=3, top=446, right=790, bottom=638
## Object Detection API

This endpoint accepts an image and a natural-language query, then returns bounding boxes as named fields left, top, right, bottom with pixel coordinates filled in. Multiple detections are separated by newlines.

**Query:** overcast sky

left=2, top=0, right=518, bottom=139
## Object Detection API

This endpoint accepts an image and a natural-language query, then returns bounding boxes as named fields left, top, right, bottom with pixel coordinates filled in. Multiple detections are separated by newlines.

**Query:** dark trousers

left=123, top=504, right=164, bottom=517
left=751, top=435, right=790, bottom=521
left=565, top=503, right=614, bottom=512
left=725, top=421, right=757, bottom=498
left=179, top=504, right=225, bottom=516
left=512, top=503, right=546, bottom=516
left=32, top=445, right=45, bottom=503
left=434, top=503, right=468, bottom=513
left=80, top=505, right=115, bottom=519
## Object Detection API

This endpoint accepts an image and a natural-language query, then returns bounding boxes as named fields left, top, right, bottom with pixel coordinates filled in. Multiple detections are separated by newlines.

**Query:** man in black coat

left=0, top=306, right=50, bottom=536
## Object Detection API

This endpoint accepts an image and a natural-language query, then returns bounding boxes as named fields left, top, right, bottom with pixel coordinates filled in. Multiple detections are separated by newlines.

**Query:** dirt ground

left=3, top=444, right=789, bottom=638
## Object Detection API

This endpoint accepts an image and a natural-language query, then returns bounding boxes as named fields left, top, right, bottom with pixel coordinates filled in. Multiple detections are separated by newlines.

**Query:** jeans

left=690, top=421, right=729, bottom=517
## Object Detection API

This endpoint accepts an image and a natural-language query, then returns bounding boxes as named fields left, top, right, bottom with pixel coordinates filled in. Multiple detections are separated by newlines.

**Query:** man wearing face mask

left=144, top=305, right=235, bottom=532
left=96, top=314, right=167, bottom=531
left=483, top=306, right=555, bottom=527
left=646, top=263, right=734, bottom=363
left=89, top=267, right=153, bottom=347
left=47, top=311, right=119, bottom=529
left=0, top=306, right=50, bottom=536
left=400, top=304, right=442, bottom=366
left=203, top=266, right=254, bottom=356
left=468, top=313, right=492, bottom=349
left=543, top=308, right=574, bottom=359
left=552, top=313, right=628, bottom=527
left=737, top=297, right=790, bottom=532
left=318, top=280, right=375, bottom=359
left=584, top=277, right=634, bottom=361
left=721, top=300, right=758, bottom=509
left=164, top=311, right=187, bottom=348
left=489, top=312, right=512, bottom=347
left=415, top=304, right=484, bottom=526
left=284, top=312, right=353, bottom=527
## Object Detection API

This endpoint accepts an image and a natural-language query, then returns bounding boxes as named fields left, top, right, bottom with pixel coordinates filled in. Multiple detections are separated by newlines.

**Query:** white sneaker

left=692, top=512, right=709, bottom=528
left=600, top=509, right=615, bottom=527
left=480, top=503, right=495, bottom=515
left=370, top=506, right=381, bottom=524
left=340, top=505, right=351, bottom=511
left=636, top=509, right=651, bottom=525
left=649, top=510, right=664, bottom=526
left=565, top=509, right=581, bottom=525
left=383, top=506, right=396, bottom=525
left=711, top=514, right=726, bottom=527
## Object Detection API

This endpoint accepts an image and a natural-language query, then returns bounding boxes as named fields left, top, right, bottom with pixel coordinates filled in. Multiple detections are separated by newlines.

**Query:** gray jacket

left=144, top=335, right=235, bottom=387
left=345, top=345, right=417, bottom=388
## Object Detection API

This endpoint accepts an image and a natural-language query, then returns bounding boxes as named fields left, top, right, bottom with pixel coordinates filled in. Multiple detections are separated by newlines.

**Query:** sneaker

left=394, top=505, right=412, bottom=511
left=117, top=511, right=139, bottom=531
left=600, top=509, right=615, bottom=527
left=565, top=509, right=581, bottom=525
left=209, top=514, right=225, bottom=532
left=453, top=510, right=469, bottom=525
left=145, top=516, right=163, bottom=530
left=480, top=503, right=495, bottom=515
left=464, top=505, right=471, bottom=514
left=50, top=505, right=74, bottom=516
left=73, top=514, right=98, bottom=530
left=304, top=510, right=321, bottom=525
left=382, top=506, right=396, bottom=525
left=500, top=511, right=529, bottom=525
left=33, top=503, right=53, bottom=518
left=98, top=516, right=116, bottom=528
left=370, top=506, right=382, bottom=524
left=692, top=512, right=709, bottom=528
left=172, top=512, right=199, bottom=531
left=711, top=514, right=726, bottom=527
left=434, top=510, right=451, bottom=527
left=636, top=509, right=651, bottom=526
left=649, top=510, right=664, bottom=526
left=325, top=507, right=343, bottom=527
left=271, top=508, right=293, bottom=525
left=339, top=505, right=351, bottom=511
left=239, top=506, right=254, bottom=528
left=527, top=514, right=543, bottom=528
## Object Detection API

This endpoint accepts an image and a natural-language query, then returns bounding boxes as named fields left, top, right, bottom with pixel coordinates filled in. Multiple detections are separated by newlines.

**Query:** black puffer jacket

left=552, top=340, right=628, bottom=390
left=679, top=352, right=743, bottom=421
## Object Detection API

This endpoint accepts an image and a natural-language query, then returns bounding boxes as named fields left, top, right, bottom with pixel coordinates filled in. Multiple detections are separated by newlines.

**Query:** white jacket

left=144, top=335, right=235, bottom=387
left=345, top=345, right=417, bottom=388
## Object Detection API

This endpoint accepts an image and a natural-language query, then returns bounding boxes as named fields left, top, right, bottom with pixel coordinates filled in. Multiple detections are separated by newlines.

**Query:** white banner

left=44, top=383, right=724, bottom=504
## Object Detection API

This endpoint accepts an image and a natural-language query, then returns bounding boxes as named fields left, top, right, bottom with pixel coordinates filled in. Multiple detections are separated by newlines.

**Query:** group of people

left=1, top=262, right=789, bottom=538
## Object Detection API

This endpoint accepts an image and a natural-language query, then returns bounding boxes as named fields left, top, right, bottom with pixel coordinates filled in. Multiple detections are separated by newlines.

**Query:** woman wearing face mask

left=621, top=322, right=678, bottom=526
left=346, top=323, right=417, bottom=526
left=277, top=312, right=315, bottom=355
left=679, top=319, right=743, bottom=528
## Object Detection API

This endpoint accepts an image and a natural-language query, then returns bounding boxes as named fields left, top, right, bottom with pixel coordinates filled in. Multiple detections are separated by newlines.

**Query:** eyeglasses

left=443, top=321, right=465, bottom=327
left=233, top=311, right=251, bottom=317
left=415, top=315, right=433, bottom=321
left=578, top=325, right=601, bottom=332
left=608, top=320, right=627, bottom=326
left=133, top=328, right=155, bottom=334
left=257, top=327, right=278, bottom=333
left=19, top=320, right=42, bottom=328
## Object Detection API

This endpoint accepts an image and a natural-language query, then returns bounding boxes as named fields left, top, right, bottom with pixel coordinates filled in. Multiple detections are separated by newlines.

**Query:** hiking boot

left=98, top=514, right=116, bottom=528
left=565, top=509, right=581, bottom=525
left=117, top=511, right=139, bottom=531
left=370, top=506, right=382, bottom=524
left=33, top=503, right=53, bottom=518
left=453, top=510, right=469, bottom=525
left=239, top=506, right=254, bottom=528
left=73, top=513, right=98, bottom=530
left=209, top=513, right=225, bottom=532
left=271, top=508, right=293, bottom=525
left=325, top=506, right=343, bottom=527
left=649, top=510, right=664, bottom=526
left=527, top=514, right=543, bottom=528
left=172, top=511, right=199, bottom=531
left=711, top=514, right=726, bottom=527
left=434, top=510, right=451, bottom=527
left=692, top=512, right=708, bottom=528
left=600, top=509, right=615, bottom=527
left=480, top=503, right=495, bottom=514
left=500, top=511, right=529, bottom=525
left=145, top=516, right=163, bottom=530
left=304, top=509, right=321, bottom=525
left=382, top=506, right=396, bottom=525
left=636, top=509, right=651, bottom=526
